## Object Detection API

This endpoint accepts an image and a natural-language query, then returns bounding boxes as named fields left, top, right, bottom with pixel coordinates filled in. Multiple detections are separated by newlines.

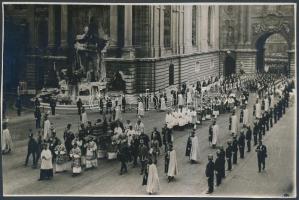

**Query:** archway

left=256, top=32, right=290, bottom=75
left=224, top=55, right=236, bottom=77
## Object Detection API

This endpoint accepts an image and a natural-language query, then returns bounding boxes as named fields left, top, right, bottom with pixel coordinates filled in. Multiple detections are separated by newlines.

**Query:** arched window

left=169, top=64, right=174, bottom=85
left=207, top=6, right=212, bottom=46
left=164, top=6, right=171, bottom=48
left=192, top=6, right=197, bottom=46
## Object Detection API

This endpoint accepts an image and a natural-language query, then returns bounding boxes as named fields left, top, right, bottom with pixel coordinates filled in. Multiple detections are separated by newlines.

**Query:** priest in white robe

left=39, top=143, right=53, bottom=180
left=167, top=145, right=178, bottom=182
left=212, top=120, right=219, bottom=148
left=81, top=108, right=88, bottom=125
left=242, top=106, right=249, bottom=126
left=146, top=160, right=160, bottom=195
left=2, top=123, right=13, bottom=154
left=255, top=100, right=262, bottom=119
left=264, top=97, right=269, bottom=112
left=160, top=96, right=167, bottom=111
left=190, top=131, right=200, bottom=163
left=137, top=100, right=145, bottom=117
left=231, top=111, right=238, bottom=136
left=43, top=115, right=51, bottom=141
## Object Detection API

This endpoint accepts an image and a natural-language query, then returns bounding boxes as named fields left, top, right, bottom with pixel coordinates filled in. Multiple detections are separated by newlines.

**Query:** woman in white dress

left=2, top=123, right=13, bottom=154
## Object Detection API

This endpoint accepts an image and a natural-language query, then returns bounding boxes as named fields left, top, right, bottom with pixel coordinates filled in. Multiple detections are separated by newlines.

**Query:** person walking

left=205, top=154, right=215, bottom=194
left=77, top=98, right=83, bottom=116
left=49, top=97, right=56, bottom=116
left=238, top=131, right=245, bottom=159
left=166, top=144, right=178, bottom=182
left=15, top=96, right=22, bottom=116
left=146, top=159, right=160, bottom=195
left=24, top=130, right=38, bottom=168
left=255, top=140, right=267, bottom=172
left=34, top=107, right=42, bottom=129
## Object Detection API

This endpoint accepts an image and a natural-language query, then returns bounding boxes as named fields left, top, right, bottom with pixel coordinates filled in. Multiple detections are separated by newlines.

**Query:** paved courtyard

left=2, top=93, right=296, bottom=197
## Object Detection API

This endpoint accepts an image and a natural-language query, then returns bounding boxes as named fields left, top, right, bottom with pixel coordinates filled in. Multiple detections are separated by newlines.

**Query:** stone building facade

left=3, top=4, right=295, bottom=94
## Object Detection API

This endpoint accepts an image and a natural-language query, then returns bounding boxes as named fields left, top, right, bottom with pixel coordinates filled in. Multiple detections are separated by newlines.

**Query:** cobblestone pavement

left=2, top=93, right=296, bottom=197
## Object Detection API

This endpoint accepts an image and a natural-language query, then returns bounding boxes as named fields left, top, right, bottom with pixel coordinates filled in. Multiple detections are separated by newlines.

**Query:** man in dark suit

left=255, top=140, right=267, bottom=172
left=214, top=151, right=222, bottom=186
left=238, top=130, right=245, bottom=159
left=232, top=136, right=238, bottom=164
left=226, top=140, right=233, bottom=171
left=24, top=130, right=38, bottom=168
left=205, top=154, right=215, bottom=194
left=245, top=125, right=252, bottom=152
left=219, top=145, right=226, bottom=178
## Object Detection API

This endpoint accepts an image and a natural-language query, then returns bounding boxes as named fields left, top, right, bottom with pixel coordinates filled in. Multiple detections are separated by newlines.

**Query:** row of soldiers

left=205, top=74, right=292, bottom=194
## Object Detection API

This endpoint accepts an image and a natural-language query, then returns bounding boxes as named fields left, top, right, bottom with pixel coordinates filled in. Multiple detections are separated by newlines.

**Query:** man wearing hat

left=226, top=140, right=233, bottom=171
left=205, top=154, right=215, bottom=194
left=232, top=136, right=238, bottom=164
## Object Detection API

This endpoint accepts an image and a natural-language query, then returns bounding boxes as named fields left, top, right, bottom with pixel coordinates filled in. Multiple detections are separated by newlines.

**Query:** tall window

left=164, top=6, right=171, bottom=48
left=169, top=64, right=174, bottom=85
left=207, top=6, right=212, bottom=46
left=192, top=6, right=197, bottom=46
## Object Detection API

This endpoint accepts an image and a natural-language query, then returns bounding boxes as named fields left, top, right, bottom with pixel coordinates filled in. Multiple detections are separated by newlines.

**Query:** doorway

left=224, top=55, right=236, bottom=77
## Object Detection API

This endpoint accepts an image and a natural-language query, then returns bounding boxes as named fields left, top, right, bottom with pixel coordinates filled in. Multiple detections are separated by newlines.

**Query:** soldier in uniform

left=205, top=154, right=215, bottom=194
left=238, top=131, right=245, bottom=159
left=225, top=140, right=233, bottom=171
left=219, top=146, right=226, bottom=178
left=245, top=125, right=252, bottom=152
left=269, top=108, right=273, bottom=128
left=214, top=150, right=222, bottom=186
left=232, top=136, right=238, bottom=164
left=274, top=104, right=278, bottom=124
left=255, top=140, right=267, bottom=172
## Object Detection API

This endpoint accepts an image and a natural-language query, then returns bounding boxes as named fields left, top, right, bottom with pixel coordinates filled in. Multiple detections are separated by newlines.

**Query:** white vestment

left=264, top=99, right=269, bottom=112
left=160, top=97, right=167, bottom=111
left=212, top=124, right=219, bottom=145
left=231, top=115, right=238, bottom=134
left=81, top=112, right=88, bottom=125
left=41, top=149, right=53, bottom=170
left=138, top=102, right=145, bottom=116
left=256, top=103, right=262, bottom=118
left=146, top=164, right=160, bottom=194
left=190, top=136, right=200, bottom=161
left=2, top=129, right=13, bottom=152
left=243, top=109, right=249, bottom=126
left=167, top=150, right=178, bottom=177
left=43, top=120, right=51, bottom=140
left=178, top=94, right=184, bottom=106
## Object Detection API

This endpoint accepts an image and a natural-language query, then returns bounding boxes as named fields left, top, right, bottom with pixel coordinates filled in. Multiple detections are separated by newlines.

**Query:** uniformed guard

left=214, top=150, right=222, bottom=186
left=255, top=140, right=267, bottom=172
left=225, top=140, right=233, bottom=171
left=238, top=131, right=245, bottom=159
left=219, top=146, right=226, bottom=178
left=269, top=108, right=273, bottom=128
left=205, top=154, right=215, bottom=194
left=232, top=136, right=238, bottom=164
left=274, top=104, right=278, bottom=124
left=245, top=125, right=252, bottom=152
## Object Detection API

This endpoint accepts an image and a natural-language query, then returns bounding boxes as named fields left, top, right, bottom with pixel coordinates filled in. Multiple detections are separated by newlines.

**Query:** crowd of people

left=1, top=72, right=294, bottom=195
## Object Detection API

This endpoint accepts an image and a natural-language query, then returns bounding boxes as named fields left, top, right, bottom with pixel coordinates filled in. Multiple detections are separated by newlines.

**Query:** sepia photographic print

left=1, top=2, right=297, bottom=198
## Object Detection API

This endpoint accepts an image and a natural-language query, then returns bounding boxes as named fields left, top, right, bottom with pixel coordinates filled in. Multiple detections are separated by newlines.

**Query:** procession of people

left=1, top=71, right=294, bottom=195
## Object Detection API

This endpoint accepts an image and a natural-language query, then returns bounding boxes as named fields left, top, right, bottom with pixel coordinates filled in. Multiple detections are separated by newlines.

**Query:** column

left=122, top=5, right=135, bottom=59
left=109, top=5, right=118, bottom=47
left=60, top=5, right=68, bottom=48
left=27, top=6, right=37, bottom=50
left=245, top=6, right=252, bottom=45
left=183, top=5, right=192, bottom=54
left=159, top=6, right=165, bottom=56
left=287, top=50, right=295, bottom=77
left=48, top=5, right=55, bottom=49
left=153, top=6, right=160, bottom=57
